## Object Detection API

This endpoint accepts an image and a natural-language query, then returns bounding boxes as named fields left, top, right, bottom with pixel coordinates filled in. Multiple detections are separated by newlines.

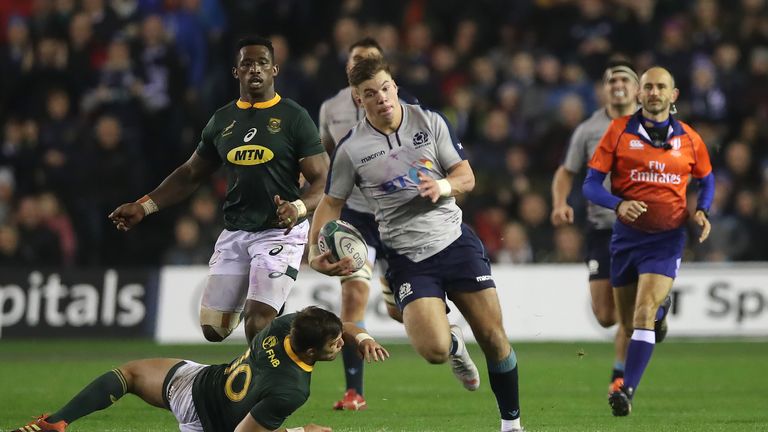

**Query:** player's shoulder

left=322, top=87, right=353, bottom=106
left=276, top=97, right=310, bottom=114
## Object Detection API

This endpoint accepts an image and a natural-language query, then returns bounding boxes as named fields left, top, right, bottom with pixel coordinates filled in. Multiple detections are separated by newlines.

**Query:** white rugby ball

left=317, top=219, right=368, bottom=271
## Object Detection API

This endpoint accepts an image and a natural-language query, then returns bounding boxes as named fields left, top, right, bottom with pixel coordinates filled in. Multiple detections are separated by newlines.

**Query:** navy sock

left=623, top=329, right=656, bottom=393
left=488, top=349, right=520, bottom=420
left=48, top=369, right=128, bottom=423
left=342, top=342, right=364, bottom=395
left=342, top=321, right=365, bottom=395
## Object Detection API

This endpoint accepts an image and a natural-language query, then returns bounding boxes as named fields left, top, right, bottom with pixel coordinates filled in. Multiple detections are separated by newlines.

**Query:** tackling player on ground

left=109, top=36, right=329, bottom=344
left=583, top=66, right=714, bottom=416
left=310, top=57, right=524, bottom=432
left=11, top=306, right=389, bottom=432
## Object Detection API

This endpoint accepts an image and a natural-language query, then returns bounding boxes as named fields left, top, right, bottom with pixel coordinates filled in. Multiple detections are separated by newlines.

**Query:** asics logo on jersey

left=227, top=145, right=275, bottom=165
left=361, top=150, right=385, bottom=163
left=244, top=127, right=257, bottom=142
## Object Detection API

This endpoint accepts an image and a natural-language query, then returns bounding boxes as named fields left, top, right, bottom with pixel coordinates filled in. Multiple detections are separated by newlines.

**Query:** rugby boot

left=449, top=325, right=480, bottom=391
left=332, top=389, right=367, bottom=411
left=608, top=385, right=634, bottom=417
left=11, top=414, right=67, bottom=432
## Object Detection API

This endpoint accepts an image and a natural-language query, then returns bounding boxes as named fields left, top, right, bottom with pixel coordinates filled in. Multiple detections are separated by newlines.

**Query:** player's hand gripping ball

left=317, top=219, right=368, bottom=271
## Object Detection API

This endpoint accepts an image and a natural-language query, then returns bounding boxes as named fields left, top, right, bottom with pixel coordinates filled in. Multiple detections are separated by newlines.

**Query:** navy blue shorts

left=385, top=224, right=495, bottom=310
left=341, top=207, right=384, bottom=259
left=585, top=229, right=612, bottom=281
left=610, top=222, right=686, bottom=287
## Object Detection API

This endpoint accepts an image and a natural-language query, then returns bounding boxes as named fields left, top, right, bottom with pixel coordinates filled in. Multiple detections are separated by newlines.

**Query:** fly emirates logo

left=630, top=160, right=682, bottom=184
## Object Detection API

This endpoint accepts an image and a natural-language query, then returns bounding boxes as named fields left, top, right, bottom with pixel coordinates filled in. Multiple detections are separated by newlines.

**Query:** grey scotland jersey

left=562, top=108, right=617, bottom=230
left=326, top=104, right=465, bottom=262
left=319, top=87, right=370, bottom=214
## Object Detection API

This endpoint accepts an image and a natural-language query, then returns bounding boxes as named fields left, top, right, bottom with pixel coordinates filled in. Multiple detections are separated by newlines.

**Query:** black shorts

left=585, top=229, right=611, bottom=281
left=385, top=224, right=495, bottom=310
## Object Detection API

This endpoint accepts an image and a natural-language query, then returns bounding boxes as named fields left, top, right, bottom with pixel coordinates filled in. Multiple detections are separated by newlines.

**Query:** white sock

left=501, top=418, right=521, bottom=431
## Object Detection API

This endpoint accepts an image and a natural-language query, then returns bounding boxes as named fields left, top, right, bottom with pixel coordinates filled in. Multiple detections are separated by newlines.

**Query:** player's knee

left=594, top=310, right=617, bottom=328
left=633, top=304, right=656, bottom=327
left=474, top=327, right=509, bottom=358
left=422, top=349, right=450, bottom=364
left=199, top=308, right=241, bottom=342
left=340, top=261, right=373, bottom=284
left=201, top=325, right=231, bottom=342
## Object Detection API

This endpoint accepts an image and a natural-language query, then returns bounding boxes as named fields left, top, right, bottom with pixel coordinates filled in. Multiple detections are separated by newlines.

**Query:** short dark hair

left=290, top=306, right=343, bottom=352
left=349, top=37, right=383, bottom=54
left=348, top=57, right=390, bottom=87
left=235, top=35, right=275, bottom=64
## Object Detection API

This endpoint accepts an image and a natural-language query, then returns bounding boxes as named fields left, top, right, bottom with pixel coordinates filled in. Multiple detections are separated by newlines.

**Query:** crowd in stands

left=1, top=0, right=767, bottom=267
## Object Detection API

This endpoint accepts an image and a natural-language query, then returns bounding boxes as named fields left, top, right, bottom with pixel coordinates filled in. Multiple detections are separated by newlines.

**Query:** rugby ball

left=317, top=219, right=368, bottom=271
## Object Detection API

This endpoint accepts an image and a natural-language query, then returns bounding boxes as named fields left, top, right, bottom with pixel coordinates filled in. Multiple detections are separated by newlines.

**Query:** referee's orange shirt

left=588, top=113, right=712, bottom=233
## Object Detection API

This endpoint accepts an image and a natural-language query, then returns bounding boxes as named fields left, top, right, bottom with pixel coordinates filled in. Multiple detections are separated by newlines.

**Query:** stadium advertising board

left=156, top=264, right=768, bottom=343
left=0, top=268, right=158, bottom=338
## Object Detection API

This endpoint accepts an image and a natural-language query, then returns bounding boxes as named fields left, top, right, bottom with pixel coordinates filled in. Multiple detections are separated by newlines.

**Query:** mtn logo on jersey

left=412, top=131, right=430, bottom=148
left=227, top=145, right=275, bottom=165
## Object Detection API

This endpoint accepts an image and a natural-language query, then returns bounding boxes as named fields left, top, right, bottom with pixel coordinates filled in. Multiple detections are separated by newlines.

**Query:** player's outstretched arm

left=298, top=152, right=330, bottom=215
left=108, top=152, right=219, bottom=231
left=234, top=413, right=331, bottom=432
left=342, top=322, right=390, bottom=363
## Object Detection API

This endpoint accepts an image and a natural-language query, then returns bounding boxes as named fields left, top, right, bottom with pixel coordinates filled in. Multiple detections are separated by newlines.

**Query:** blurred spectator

left=517, top=192, right=552, bottom=262
left=162, top=215, right=210, bottom=265
left=0, top=224, right=23, bottom=266
left=38, top=88, right=80, bottom=198
left=15, top=194, right=62, bottom=265
left=38, top=191, right=77, bottom=266
left=545, top=225, right=584, bottom=263
left=495, top=221, right=534, bottom=264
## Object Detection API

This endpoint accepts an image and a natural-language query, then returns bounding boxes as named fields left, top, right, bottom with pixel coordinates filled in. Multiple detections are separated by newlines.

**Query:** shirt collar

left=236, top=93, right=281, bottom=110
left=284, top=336, right=313, bottom=372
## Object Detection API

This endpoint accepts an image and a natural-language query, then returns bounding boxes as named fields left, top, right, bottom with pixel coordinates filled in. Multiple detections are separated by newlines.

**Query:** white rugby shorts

left=203, top=221, right=309, bottom=312
left=166, top=361, right=208, bottom=432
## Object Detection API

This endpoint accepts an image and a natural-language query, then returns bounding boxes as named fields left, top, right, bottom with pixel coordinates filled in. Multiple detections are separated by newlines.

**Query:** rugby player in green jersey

left=109, top=36, right=330, bottom=344
left=12, top=307, right=389, bottom=432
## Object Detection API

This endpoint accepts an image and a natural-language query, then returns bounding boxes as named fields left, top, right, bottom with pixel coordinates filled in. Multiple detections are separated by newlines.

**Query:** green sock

left=47, top=369, right=128, bottom=423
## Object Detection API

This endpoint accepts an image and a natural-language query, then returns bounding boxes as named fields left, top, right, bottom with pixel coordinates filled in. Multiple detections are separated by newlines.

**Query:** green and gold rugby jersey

left=192, top=313, right=313, bottom=431
left=196, top=94, right=324, bottom=232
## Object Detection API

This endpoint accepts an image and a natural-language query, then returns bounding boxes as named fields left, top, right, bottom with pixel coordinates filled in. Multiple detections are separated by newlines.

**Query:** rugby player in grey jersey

left=317, top=37, right=404, bottom=411
left=550, top=60, right=640, bottom=395
left=309, top=57, right=524, bottom=432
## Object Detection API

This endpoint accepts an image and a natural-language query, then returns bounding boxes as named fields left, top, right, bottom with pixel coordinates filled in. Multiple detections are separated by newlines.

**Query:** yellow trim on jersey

left=284, top=337, right=313, bottom=372
left=236, top=94, right=282, bottom=109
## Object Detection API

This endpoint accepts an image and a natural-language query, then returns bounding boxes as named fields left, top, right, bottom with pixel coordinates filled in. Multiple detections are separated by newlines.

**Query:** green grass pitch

left=1, top=340, right=766, bottom=432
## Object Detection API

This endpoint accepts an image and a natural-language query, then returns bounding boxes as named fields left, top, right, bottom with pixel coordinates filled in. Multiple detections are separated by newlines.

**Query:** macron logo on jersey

left=630, top=160, right=682, bottom=185
left=361, top=150, right=385, bottom=164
